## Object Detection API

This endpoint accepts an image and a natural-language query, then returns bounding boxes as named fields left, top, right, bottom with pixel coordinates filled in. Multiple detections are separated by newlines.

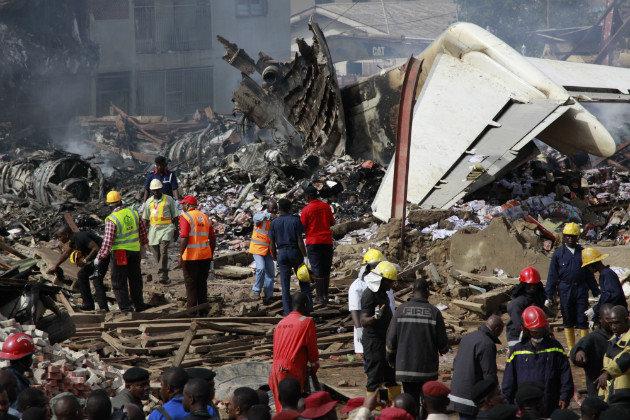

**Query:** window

left=236, top=0, right=268, bottom=17
left=137, top=67, right=213, bottom=118
left=96, top=73, right=131, bottom=117
left=92, top=0, right=129, bottom=20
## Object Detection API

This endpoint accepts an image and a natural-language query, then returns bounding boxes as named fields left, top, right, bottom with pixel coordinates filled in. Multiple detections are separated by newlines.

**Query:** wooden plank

left=452, top=299, right=486, bottom=314
left=156, top=303, right=211, bottom=320
left=101, top=332, right=126, bottom=356
left=0, top=240, right=27, bottom=259
left=104, top=316, right=279, bottom=330
left=138, top=322, right=266, bottom=335
left=57, top=293, right=76, bottom=315
left=197, top=321, right=268, bottom=336
left=172, top=321, right=198, bottom=367
left=63, top=214, right=80, bottom=232
left=452, top=269, right=519, bottom=287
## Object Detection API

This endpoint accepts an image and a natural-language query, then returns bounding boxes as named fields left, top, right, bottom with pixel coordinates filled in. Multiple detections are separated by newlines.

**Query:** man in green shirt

left=142, top=179, right=179, bottom=284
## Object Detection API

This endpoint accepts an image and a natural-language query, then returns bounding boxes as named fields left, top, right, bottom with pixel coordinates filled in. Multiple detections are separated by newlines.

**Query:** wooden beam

left=101, top=332, right=126, bottom=356
left=0, top=240, right=27, bottom=259
left=452, top=299, right=486, bottom=315
left=172, top=321, right=198, bottom=367
left=63, top=214, right=80, bottom=232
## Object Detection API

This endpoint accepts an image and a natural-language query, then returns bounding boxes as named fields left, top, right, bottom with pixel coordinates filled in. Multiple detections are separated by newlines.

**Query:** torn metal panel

left=218, top=19, right=346, bottom=160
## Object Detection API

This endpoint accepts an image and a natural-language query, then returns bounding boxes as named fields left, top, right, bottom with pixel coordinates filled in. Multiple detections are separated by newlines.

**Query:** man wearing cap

left=299, top=391, right=337, bottom=420
left=514, top=383, right=546, bottom=420
left=250, top=200, right=278, bottom=304
left=506, top=266, right=546, bottom=351
left=502, top=306, right=573, bottom=416
left=300, top=186, right=334, bottom=305
left=582, top=248, right=627, bottom=324
left=386, top=278, right=448, bottom=406
left=111, top=367, right=150, bottom=410
left=595, top=305, right=630, bottom=402
left=144, top=156, right=180, bottom=201
left=570, top=304, right=614, bottom=397
left=545, top=222, right=599, bottom=351
left=581, top=397, right=609, bottom=420
left=348, top=249, right=395, bottom=355
left=179, top=195, right=215, bottom=316
left=422, top=381, right=450, bottom=420
left=471, top=380, right=506, bottom=420
left=142, top=179, right=179, bottom=285
left=484, top=404, right=518, bottom=420
left=97, top=190, right=149, bottom=313
left=269, top=293, right=319, bottom=412
left=0, top=334, right=35, bottom=393
left=449, top=315, right=504, bottom=420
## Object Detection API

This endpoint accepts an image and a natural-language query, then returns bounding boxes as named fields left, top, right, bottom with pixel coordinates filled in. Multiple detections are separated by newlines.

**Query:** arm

left=351, top=311, right=362, bottom=329
left=298, top=235, right=307, bottom=257
left=558, top=354, right=575, bottom=404
left=604, top=341, right=630, bottom=379
left=85, top=240, right=100, bottom=262
left=478, top=342, right=499, bottom=383
left=385, top=308, right=398, bottom=365
left=179, top=216, right=190, bottom=266
left=96, top=220, right=116, bottom=260
left=142, top=199, right=151, bottom=222
left=138, top=218, right=149, bottom=246
left=501, top=356, right=516, bottom=403
left=360, top=291, right=380, bottom=327
left=47, top=248, right=73, bottom=274
left=593, top=279, right=609, bottom=315
left=435, top=311, right=449, bottom=354
left=268, top=223, right=277, bottom=260
left=545, top=252, right=559, bottom=301
left=209, top=222, right=216, bottom=255
left=328, top=205, right=335, bottom=227
left=306, top=319, right=320, bottom=373
left=171, top=174, right=179, bottom=200
left=586, top=269, right=600, bottom=297
left=143, top=175, right=151, bottom=202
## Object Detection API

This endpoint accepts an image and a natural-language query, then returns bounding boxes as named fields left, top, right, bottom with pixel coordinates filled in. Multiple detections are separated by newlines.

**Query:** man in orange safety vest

left=250, top=200, right=277, bottom=305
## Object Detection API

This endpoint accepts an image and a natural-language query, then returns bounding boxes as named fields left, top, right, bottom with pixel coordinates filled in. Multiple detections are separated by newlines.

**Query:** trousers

left=252, top=253, right=275, bottom=297
left=559, top=290, right=589, bottom=328
left=307, top=244, right=333, bottom=299
left=182, top=258, right=211, bottom=316
left=277, top=247, right=312, bottom=316
left=363, top=336, right=396, bottom=392
left=110, top=250, right=144, bottom=312
left=151, top=240, right=171, bottom=281
left=77, top=256, right=110, bottom=310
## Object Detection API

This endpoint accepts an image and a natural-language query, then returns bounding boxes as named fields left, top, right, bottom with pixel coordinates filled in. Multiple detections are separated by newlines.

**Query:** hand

left=387, top=360, right=395, bottom=369
left=77, top=259, right=87, bottom=268
left=94, top=258, right=100, bottom=266
left=574, top=350, right=587, bottom=365
left=363, top=390, right=378, bottom=411
left=545, top=299, right=553, bottom=308
left=374, top=305, right=385, bottom=320
left=585, top=307, right=595, bottom=319
left=140, top=245, right=147, bottom=259
left=178, top=256, right=183, bottom=268
left=46, top=268, right=55, bottom=275
left=558, top=401, right=568, bottom=409
left=356, top=327, right=363, bottom=343
left=595, top=371, right=611, bottom=390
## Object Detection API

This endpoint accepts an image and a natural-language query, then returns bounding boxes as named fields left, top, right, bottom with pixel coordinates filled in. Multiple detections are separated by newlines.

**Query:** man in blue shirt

left=149, top=367, right=189, bottom=420
left=144, top=156, right=180, bottom=201
left=269, top=198, right=312, bottom=316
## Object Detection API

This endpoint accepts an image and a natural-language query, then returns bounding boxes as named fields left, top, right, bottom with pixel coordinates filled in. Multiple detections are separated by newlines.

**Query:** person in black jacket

left=570, top=303, right=613, bottom=397
left=386, top=278, right=449, bottom=409
left=449, top=315, right=504, bottom=420
left=506, top=266, right=546, bottom=351
left=183, top=378, right=213, bottom=420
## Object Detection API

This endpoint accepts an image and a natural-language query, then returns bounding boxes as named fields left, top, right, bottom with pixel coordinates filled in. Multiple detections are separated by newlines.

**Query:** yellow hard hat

left=363, top=249, right=384, bottom=266
left=149, top=179, right=163, bottom=190
left=69, top=250, right=83, bottom=265
left=562, top=222, right=581, bottom=236
left=373, top=261, right=397, bottom=281
left=106, top=190, right=122, bottom=204
left=297, top=264, right=311, bottom=283
left=581, top=248, right=608, bottom=267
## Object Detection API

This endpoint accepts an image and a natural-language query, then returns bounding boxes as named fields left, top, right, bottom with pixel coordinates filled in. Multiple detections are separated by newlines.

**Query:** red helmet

left=521, top=306, right=548, bottom=330
left=519, top=266, right=541, bottom=284
left=0, top=333, right=35, bottom=360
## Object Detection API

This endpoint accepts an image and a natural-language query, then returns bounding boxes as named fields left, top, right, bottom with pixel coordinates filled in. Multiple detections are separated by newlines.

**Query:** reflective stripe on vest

left=150, top=196, right=171, bottom=226
left=249, top=219, right=271, bottom=256
left=182, top=210, right=213, bottom=261
left=107, top=208, right=140, bottom=251
left=506, top=347, right=565, bottom=363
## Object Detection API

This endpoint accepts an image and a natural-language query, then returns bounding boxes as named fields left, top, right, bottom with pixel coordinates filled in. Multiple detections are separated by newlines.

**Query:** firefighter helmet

left=519, top=266, right=541, bottom=284
left=521, top=306, right=548, bottom=330
left=0, top=333, right=35, bottom=360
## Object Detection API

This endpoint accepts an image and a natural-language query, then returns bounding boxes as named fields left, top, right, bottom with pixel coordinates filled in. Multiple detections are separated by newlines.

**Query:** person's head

left=256, top=388, right=269, bottom=409
left=159, top=367, right=188, bottom=402
left=600, top=303, right=614, bottom=333
left=122, top=367, right=151, bottom=401
left=86, top=389, right=111, bottom=420
left=179, top=196, right=198, bottom=212
left=471, top=380, right=505, bottom=411
left=123, top=404, right=144, bottom=420
left=186, top=368, right=216, bottom=400
left=521, top=306, right=549, bottom=344
left=599, top=405, right=630, bottom=420
left=0, top=333, right=35, bottom=372
left=413, top=278, right=429, bottom=299
left=299, top=392, right=337, bottom=420
left=106, top=191, right=122, bottom=211
left=514, top=383, right=545, bottom=416
left=563, top=234, right=578, bottom=248
left=278, top=198, right=292, bottom=214
left=304, top=186, right=318, bottom=202
left=0, top=369, right=18, bottom=403
left=227, top=387, right=259, bottom=420
left=17, top=387, right=47, bottom=412
left=485, top=404, right=518, bottom=420
left=550, top=408, right=579, bottom=420
left=582, top=248, right=608, bottom=274
left=278, top=377, right=301, bottom=410
left=372, top=261, right=397, bottom=293
left=421, top=382, right=450, bottom=414
left=52, top=395, right=82, bottom=420
left=392, top=393, right=418, bottom=419
left=0, top=390, right=10, bottom=417
left=518, top=266, right=542, bottom=296
left=610, top=305, right=629, bottom=336
left=292, top=292, right=310, bottom=316
left=266, top=200, right=278, bottom=214
left=149, top=179, right=163, bottom=200
left=486, top=315, right=505, bottom=339
left=562, top=223, right=580, bottom=248
left=22, top=407, right=49, bottom=420
left=362, top=249, right=384, bottom=270
left=581, top=396, right=608, bottom=420
left=56, top=225, right=74, bottom=244
left=155, top=156, right=167, bottom=173
left=182, top=378, right=210, bottom=413
left=247, top=405, right=271, bottom=420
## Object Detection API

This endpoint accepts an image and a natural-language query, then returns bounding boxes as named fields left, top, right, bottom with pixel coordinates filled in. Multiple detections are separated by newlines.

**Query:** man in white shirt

left=348, top=249, right=395, bottom=354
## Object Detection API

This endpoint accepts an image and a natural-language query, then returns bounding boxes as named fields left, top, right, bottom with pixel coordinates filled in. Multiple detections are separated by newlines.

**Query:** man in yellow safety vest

left=97, top=190, right=149, bottom=313
left=249, top=200, right=277, bottom=305
left=142, top=179, right=179, bottom=284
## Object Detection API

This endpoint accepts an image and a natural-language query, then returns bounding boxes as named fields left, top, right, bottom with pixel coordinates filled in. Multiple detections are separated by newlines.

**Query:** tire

left=36, top=310, right=76, bottom=344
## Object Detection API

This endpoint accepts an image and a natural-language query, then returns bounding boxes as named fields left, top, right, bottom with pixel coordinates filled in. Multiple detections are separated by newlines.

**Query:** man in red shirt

left=300, top=187, right=334, bottom=304
left=269, top=292, right=320, bottom=411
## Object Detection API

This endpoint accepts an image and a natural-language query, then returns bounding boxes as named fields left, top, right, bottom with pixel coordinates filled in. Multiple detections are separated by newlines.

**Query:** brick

left=47, top=372, right=62, bottom=380
left=69, top=377, right=86, bottom=384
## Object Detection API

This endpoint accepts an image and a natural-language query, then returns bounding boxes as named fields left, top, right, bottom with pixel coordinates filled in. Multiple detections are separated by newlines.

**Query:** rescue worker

left=570, top=304, right=614, bottom=397
left=300, top=186, right=334, bottom=305
left=97, top=191, right=149, bottom=313
left=0, top=333, right=35, bottom=393
left=386, top=278, right=448, bottom=406
left=506, top=266, right=546, bottom=351
left=449, top=315, right=504, bottom=420
left=582, top=248, right=627, bottom=324
left=179, top=195, right=216, bottom=316
left=47, top=224, right=110, bottom=311
left=348, top=249, right=395, bottom=355
left=471, top=380, right=506, bottom=420
left=502, top=306, right=573, bottom=416
left=269, top=199, right=312, bottom=316
left=250, top=200, right=278, bottom=304
left=361, top=262, right=398, bottom=399
left=268, top=292, right=319, bottom=412
left=545, top=222, right=599, bottom=351
left=142, top=179, right=179, bottom=284
left=111, top=367, right=151, bottom=410
left=595, top=305, right=630, bottom=402
left=144, top=156, right=180, bottom=201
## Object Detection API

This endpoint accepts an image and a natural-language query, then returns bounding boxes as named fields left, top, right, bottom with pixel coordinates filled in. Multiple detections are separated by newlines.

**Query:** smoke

left=582, top=102, right=630, bottom=147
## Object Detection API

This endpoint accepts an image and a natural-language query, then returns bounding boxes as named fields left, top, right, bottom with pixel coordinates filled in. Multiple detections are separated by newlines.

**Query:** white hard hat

left=149, top=179, right=163, bottom=190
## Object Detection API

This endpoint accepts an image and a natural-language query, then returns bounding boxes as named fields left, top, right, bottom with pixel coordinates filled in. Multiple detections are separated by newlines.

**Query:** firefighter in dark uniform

left=581, top=248, right=627, bottom=325
left=506, top=266, right=546, bottom=352
left=545, top=223, right=599, bottom=352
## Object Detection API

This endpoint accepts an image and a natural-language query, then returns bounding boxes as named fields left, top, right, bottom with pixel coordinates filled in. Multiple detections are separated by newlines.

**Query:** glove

left=374, top=304, right=384, bottom=320
left=585, top=307, right=595, bottom=319
left=356, top=327, right=363, bottom=343
left=94, top=258, right=100, bottom=266
left=589, top=320, right=595, bottom=329
left=304, top=257, right=310, bottom=268
left=545, top=299, right=553, bottom=308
